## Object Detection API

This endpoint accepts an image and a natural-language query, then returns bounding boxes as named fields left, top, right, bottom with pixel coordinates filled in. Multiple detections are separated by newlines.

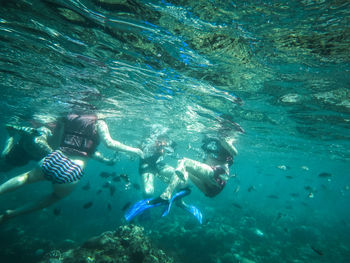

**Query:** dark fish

left=276, top=212, right=283, bottom=220
left=132, top=183, right=141, bottom=190
left=53, top=208, right=61, bottom=216
left=285, top=175, right=293, bottom=179
left=82, top=182, right=91, bottom=191
left=318, top=172, right=332, bottom=178
left=96, top=189, right=102, bottom=195
left=247, top=185, right=256, bottom=192
left=310, top=245, right=323, bottom=256
left=107, top=203, right=112, bottom=211
left=100, top=171, right=115, bottom=178
left=267, top=194, right=279, bottom=199
left=112, top=175, right=121, bottom=182
left=232, top=203, right=242, bottom=209
left=233, top=185, right=240, bottom=193
left=304, top=186, right=313, bottom=191
left=120, top=174, right=130, bottom=183
left=290, top=193, right=299, bottom=198
left=122, top=201, right=132, bottom=211
left=83, top=201, right=93, bottom=209
left=109, top=185, right=116, bottom=196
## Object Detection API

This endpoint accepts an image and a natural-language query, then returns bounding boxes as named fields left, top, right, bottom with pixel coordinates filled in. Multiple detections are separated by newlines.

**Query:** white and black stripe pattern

left=42, top=151, right=83, bottom=184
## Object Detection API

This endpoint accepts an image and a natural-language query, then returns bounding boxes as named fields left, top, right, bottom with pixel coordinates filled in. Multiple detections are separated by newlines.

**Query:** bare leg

left=141, top=172, right=155, bottom=197
left=160, top=158, right=198, bottom=200
left=0, top=166, right=45, bottom=195
left=0, top=180, right=78, bottom=223
left=180, top=158, right=215, bottom=195
left=157, top=164, right=175, bottom=184
left=160, top=158, right=216, bottom=200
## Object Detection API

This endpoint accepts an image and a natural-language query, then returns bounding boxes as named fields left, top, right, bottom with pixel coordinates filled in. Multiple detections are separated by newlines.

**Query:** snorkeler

left=0, top=116, right=117, bottom=172
left=0, top=124, right=56, bottom=172
left=139, top=126, right=177, bottom=197
left=0, top=113, right=144, bottom=223
left=125, top=117, right=242, bottom=223
left=158, top=117, right=242, bottom=201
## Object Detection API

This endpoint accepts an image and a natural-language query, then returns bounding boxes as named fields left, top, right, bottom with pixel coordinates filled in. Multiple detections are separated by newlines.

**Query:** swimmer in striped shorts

left=0, top=113, right=144, bottom=223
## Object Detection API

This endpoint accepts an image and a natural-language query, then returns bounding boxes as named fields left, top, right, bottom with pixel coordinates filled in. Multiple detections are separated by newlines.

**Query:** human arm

left=96, top=120, right=144, bottom=159
left=6, top=124, right=38, bottom=136
left=92, top=151, right=118, bottom=165
left=220, top=136, right=238, bottom=157
left=1, top=137, right=14, bottom=159
left=33, top=127, right=54, bottom=154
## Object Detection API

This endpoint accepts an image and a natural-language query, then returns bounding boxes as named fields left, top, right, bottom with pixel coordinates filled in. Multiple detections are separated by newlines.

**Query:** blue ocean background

left=0, top=0, right=350, bottom=262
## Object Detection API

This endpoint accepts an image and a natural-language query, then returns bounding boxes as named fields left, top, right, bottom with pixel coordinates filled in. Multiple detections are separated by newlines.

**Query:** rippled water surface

left=1, top=1, right=350, bottom=262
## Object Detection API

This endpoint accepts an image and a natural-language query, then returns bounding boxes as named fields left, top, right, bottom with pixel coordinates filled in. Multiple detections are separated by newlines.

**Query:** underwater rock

left=40, top=225, right=173, bottom=263
left=279, top=93, right=303, bottom=104
left=313, top=88, right=350, bottom=111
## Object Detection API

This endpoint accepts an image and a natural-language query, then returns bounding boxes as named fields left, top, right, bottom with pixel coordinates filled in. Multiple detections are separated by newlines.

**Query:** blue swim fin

left=125, top=188, right=201, bottom=223
left=124, top=198, right=164, bottom=222
left=180, top=202, right=203, bottom=224
left=162, top=188, right=191, bottom=217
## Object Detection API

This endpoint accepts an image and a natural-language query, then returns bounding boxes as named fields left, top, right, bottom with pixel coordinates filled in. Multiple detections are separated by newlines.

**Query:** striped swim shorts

left=41, top=150, right=84, bottom=184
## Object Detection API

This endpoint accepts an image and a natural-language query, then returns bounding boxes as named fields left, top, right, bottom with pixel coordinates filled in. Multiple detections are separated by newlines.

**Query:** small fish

left=109, top=185, right=116, bottom=196
left=290, top=193, right=299, bottom=198
left=304, top=185, right=313, bottom=191
left=232, top=203, right=242, bottom=209
left=83, top=201, right=93, bottom=209
left=308, top=192, right=314, bottom=198
left=53, top=208, right=61, bottom=216
left=82, top=182, right=91, bottom=191
left=96, top=189, right=102, bottom=195
left=276, top=212, right=283, bottom=220
left=318, top=172, right=332, bottom=178
left=120, top=174, right=130, bottom=183
left=107, top=203, right=112, bottom=211
left=277, top=165, right=289, bottom=170
left=233, top=185, right=240, bottom=193
left=301, top=166, right=309, bottom=171
left=99, top=171, right=115, bottom=178
left=285, top=175, right=293, bottom=179
left=310, top=245, right=323, bottom=256
left=247, top=185, right=256, bottom=192
left=122, top=201, right=132, bottom=211
left=112, top=175, right=121, bottom=182
left=267, top=194, right=279, bottom=199
left=132, top=183, right=141, bottom=190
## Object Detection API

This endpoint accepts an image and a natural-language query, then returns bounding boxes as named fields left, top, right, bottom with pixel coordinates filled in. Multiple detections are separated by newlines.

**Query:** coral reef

left=39, top=225, right=173, bottom=263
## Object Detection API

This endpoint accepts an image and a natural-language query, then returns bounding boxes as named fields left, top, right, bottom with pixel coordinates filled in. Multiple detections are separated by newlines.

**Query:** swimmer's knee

left=144, top=186, right=154, bottom=196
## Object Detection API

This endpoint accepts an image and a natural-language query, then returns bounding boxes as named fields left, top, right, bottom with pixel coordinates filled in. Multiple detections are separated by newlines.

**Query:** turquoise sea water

left=0, top=0, right=350, bottom=262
